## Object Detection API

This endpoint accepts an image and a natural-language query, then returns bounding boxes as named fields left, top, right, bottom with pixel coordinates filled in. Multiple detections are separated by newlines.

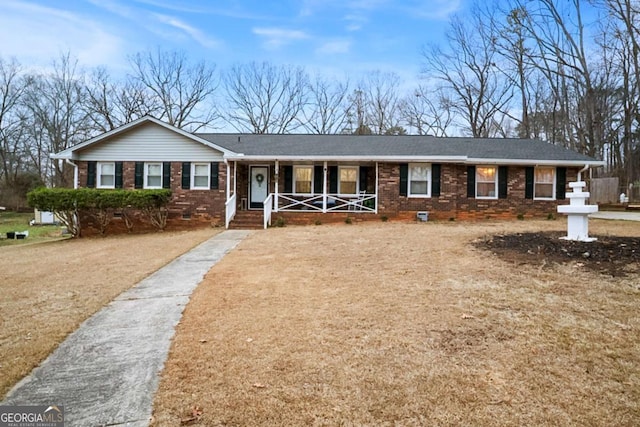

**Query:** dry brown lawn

left=152, top=219, right=640, bottom=426
left=0, top=227, right=221, bottom=398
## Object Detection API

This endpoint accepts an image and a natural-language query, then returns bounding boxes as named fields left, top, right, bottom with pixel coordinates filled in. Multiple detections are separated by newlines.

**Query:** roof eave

left=224, top=154, right=604, bottom=166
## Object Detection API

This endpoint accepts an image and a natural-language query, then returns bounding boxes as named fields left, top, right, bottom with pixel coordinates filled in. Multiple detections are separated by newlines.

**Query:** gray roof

left=197, top=133, right=601, bottom=165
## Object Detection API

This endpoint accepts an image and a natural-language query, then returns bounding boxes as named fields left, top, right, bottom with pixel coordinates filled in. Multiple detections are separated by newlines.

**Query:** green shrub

left=517, top=213, right=525, bottom=220
left=27, top=188, right=172, bottom=236
left=345, top=217, right=353, bottom=224
left=381, top=215, right=388, bottom=222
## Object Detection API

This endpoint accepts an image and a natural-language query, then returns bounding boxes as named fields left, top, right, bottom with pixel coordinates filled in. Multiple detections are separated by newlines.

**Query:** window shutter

left=181, top=162, right=191, bottom=189
left=87, top=161, right=96, bottom=188
left=359, top=166, right=369, bottom=193
left=556, top=167, right=566, bottom=200
left=115, top=162, right=123, bottom=189
left=329, top=166, right=338, bottom=194
left=431, top=164, right=441, bottom=197
left=134, top=162, right=144, bottom=189
left=498, top=166, right=508, bottom=199
left=399, top=163, right=408, bottom=196
left=162, top=162, right=171, bottom=189
left=525, top=167, right=534, bottom=199
left=313, top=165, right=323, bottom=193
left=210, top=162, right=219, bottom=189
left=466, top=166, right=476, bottom=198
left=283, top=165, right=293, bottom=193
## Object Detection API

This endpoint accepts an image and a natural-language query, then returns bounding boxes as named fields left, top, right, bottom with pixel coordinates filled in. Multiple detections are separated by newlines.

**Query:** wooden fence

left=590, top=177, right=619, bottom=204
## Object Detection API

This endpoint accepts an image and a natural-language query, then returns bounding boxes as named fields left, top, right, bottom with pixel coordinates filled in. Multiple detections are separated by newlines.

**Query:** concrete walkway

left=2, top=229, right=250, bottom=427
left=590, top=211, right=640, bottom=221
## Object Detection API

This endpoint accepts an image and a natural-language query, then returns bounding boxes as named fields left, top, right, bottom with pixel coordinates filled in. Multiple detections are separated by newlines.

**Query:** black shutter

left=284, top=165, right=293, bottom=193
left=431, top=164, right=441, bottom=197
left=134, top=162, right=144, bottom=189
left=181, top=162, right=191, bottom=189
left=162, top=162, right=171, bottom=189
left=313, top=165, right=323, bottom=193
left=115, top=162, right=123, bottom=189
left=359, top=166, right=369, bottom=193
left=467, top=166, right=476, bottom=198
left=87, top=161, right=96, bottom=188
left=556, top=167, right=566, bottom=200
left=498, top=166, right=508, bottom=199
left=399, top=163, right=408, bottom=196
left=525, top=167, right=534, bottom=199
left=329, top=166, right=338, bottom=194
left=210, top=162, right=219, bottom=189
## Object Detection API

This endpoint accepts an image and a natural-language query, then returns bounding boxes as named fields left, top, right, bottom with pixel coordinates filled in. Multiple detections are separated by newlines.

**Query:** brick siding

left=76, top=160, right=579, bottom=233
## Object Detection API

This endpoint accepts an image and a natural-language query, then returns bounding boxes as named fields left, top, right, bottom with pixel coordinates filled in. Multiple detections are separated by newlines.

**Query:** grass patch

left=0, top=212, right=64, bottom=247
left=151, top=220, right=640, bottom=426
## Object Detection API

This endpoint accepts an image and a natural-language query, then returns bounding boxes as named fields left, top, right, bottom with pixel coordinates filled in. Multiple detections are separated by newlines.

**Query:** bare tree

left=301, top=75, right=350, bottom=134
left=129, top=49, right=219, bottom=131
left=362, top=71, right=403, bottom=135
left=422, top=9, right=514, bottom=137
left=0, top=57, right=29, bottom=187
left=399, top=85, right=453, bottom=136
left=22, top=53, right=93, bottom=186
left=85, top=67, right=161, bottom=132
left=224, top=62, right=308, bottom=134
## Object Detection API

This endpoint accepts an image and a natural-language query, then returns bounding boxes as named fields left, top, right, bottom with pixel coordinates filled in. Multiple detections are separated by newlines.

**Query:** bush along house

left=51, top=116, right=604, bottom=230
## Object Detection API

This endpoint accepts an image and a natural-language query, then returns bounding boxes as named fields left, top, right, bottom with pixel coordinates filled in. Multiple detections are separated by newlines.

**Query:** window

left=534, top=167, right=555, bottom=199
left=476, top=166, right=497, bottom=198
left=294, top=166, right=313, bottom=194
left=97, top=162, right=115, bottom=188
left=144, top=162, right=162, bottom=189
left=191, top=163, right=210, bottom=189
left=409, top=163, right=431, bottom=197
left=339, top=166, right=358, bottom=194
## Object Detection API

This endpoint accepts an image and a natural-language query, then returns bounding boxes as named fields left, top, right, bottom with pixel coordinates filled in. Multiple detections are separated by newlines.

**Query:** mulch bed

left=475, top=232, right=640, bottom=276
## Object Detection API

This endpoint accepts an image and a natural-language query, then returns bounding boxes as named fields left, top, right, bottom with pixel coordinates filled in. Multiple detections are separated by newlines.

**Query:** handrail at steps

left=225, top=193, right=237, bottom=228
left=263, top=193, right=273, bottom=229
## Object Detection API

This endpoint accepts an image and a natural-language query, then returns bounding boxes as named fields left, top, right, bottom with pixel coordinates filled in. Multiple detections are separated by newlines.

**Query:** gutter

left=222, top=154, right=605, bottom=167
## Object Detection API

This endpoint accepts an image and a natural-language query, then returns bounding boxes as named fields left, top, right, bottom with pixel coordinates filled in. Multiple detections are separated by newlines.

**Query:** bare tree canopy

left=223, top=61, right=308, bottom=134
left=301, top=75, right=350, bottom=134
left=128, top=48, right=220, bottom=131
left=422, top=8, right=514, bottom=138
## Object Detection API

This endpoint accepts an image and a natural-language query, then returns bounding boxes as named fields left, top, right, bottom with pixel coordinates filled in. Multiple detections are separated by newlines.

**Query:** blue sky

left=0, top=0, right=464, bottom=84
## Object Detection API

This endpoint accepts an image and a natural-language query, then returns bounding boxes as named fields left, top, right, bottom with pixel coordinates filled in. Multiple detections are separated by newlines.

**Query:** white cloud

left=154, top=14, right=222, bottom=49
left=252, top=27, right=309, bottom=49
left=0, top=0, right=125, bottom=68
left=316, top=40, right=351, bottom=55
left=344, top=13, right=368, bottom=31
left=406, top=0, right=462, bottom=20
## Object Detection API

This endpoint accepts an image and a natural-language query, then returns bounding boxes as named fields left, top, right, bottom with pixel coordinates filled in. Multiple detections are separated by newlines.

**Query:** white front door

left=250, top=166, right=269, bottom=209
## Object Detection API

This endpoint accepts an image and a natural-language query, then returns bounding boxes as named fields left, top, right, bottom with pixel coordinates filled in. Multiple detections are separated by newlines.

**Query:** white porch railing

left=263, top=193, right=273, bottom=229
left=275, top=193, right=376, bottom=213
left=225, top=193, right=237, bottom=229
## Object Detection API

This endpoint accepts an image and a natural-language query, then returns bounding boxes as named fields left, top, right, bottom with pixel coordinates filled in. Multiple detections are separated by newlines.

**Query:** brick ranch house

left=51, top=116, right=604, bottom=229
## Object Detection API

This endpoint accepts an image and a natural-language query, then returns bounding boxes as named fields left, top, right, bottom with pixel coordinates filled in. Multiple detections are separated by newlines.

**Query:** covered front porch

left=225, top=160, right=379, bottom=228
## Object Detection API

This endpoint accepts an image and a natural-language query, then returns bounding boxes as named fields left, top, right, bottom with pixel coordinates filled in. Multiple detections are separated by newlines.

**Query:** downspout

left=577, top=164, right=589, bottom=182
left=65, top=159, right=78, bottom=189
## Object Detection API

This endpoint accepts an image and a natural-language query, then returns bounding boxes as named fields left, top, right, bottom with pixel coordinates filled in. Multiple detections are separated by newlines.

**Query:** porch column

left=226, top=161, right=231, bottom=200
left=233, top=161, right=237, bottom=199
left=274, top=160, right=279, bottom=212
left=323, top=161, right=328, bottom=213
left=375, top=161, right=379, bottom=214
